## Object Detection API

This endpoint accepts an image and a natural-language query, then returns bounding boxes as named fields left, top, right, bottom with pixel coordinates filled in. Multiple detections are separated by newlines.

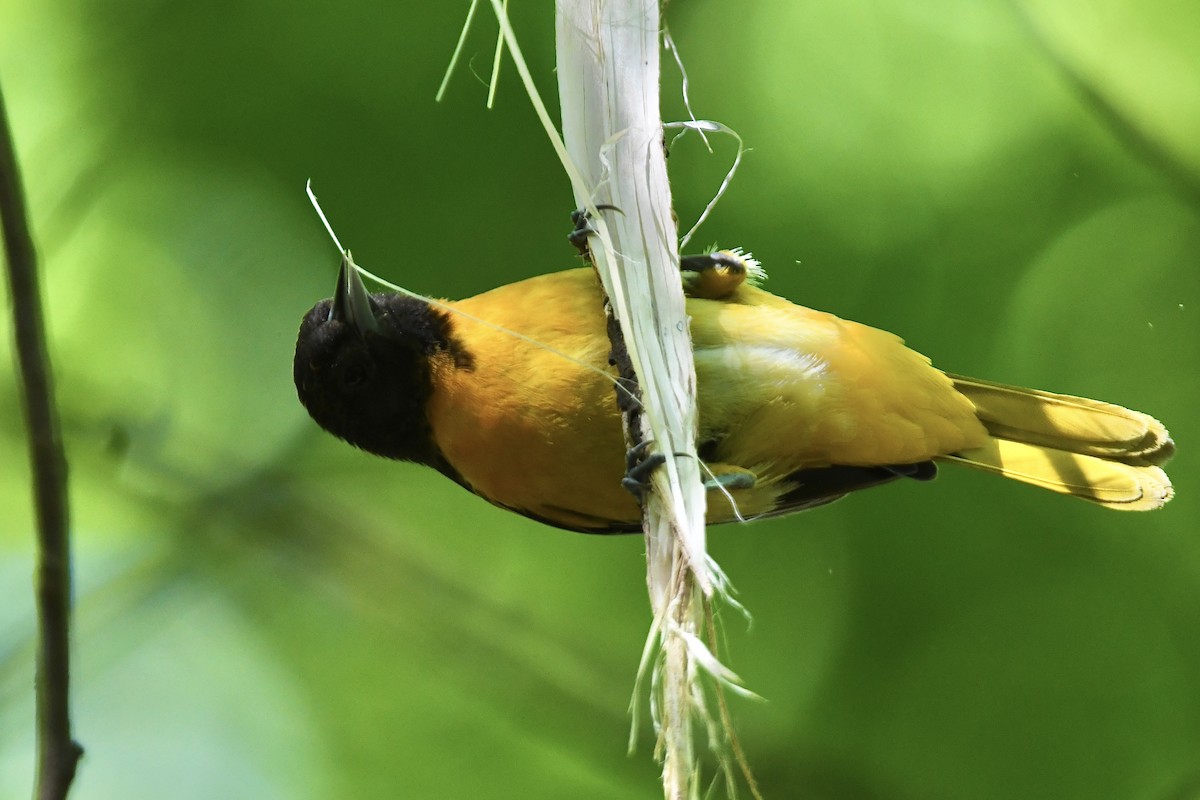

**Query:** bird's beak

left=329, top=253, right=381, bottom=335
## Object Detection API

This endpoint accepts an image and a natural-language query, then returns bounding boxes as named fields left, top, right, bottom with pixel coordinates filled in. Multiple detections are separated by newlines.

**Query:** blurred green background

left=2, top=1, right=1198, bottom=798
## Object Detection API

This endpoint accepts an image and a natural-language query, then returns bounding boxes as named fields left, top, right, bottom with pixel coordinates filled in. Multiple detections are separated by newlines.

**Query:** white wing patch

left=694, top=343, right=835, bottom=458
left=695, top=343, right=828, bottom=393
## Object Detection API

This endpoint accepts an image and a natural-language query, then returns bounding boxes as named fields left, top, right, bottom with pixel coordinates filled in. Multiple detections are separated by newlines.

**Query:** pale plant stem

left=556, top=2, right=709, bottom=796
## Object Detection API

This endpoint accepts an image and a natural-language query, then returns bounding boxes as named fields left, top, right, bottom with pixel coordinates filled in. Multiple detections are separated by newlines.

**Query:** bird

left=293, top=250, right=1174, bottom=533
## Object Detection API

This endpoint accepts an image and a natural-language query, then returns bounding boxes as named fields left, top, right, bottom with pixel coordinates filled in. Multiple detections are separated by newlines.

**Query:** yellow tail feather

left=942, top=376, right=1174, bottom=510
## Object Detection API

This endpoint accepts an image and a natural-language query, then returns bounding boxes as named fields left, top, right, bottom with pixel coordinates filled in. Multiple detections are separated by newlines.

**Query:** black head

left=293, top=257, right=462, bottom=465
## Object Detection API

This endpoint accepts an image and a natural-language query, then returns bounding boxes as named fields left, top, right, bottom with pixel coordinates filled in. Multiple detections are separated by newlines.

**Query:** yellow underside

left=422, top=268, right=1172, bottom=529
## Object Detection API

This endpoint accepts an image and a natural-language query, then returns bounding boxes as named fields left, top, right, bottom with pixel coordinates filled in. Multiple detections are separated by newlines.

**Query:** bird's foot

left=680, top=249, right=761, bottom=299
left=568, top=205, right=623, bottom=258
left=622, top=444, right=759, bottom=504
left=621, top=440, right=667, bottom=503
left=703, top=467, right=757, bottom=492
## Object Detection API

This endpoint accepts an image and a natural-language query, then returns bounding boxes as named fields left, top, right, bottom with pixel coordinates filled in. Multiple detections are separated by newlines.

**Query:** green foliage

left=2, top=1, right=1199, bottom=797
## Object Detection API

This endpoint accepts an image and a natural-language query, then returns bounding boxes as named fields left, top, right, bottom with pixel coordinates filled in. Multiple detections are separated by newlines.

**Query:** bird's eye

left=337, top=355, right=375, bottom=392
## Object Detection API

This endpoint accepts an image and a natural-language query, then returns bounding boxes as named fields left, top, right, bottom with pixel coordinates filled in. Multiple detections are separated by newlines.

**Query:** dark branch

left=0, top=84, right=83, bottom=799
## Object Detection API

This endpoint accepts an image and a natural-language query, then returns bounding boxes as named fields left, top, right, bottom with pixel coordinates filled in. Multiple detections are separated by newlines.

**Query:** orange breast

left=425, top=270, right=639, bottom=527
left=423, top=268, right=988, bottom=527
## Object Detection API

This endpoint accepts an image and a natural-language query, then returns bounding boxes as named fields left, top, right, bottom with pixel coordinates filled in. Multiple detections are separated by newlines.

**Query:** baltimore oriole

left=293, top=251, right=1174, bottom=533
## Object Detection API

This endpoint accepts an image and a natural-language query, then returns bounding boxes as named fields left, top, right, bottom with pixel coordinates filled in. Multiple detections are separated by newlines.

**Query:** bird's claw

left=621, top=440, right=667, bottom=503
left=703, top=470, right=756, bottom=492
left=679, top=250, right=755, bottom=300
left=568, top=205, right=623, bottom=258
